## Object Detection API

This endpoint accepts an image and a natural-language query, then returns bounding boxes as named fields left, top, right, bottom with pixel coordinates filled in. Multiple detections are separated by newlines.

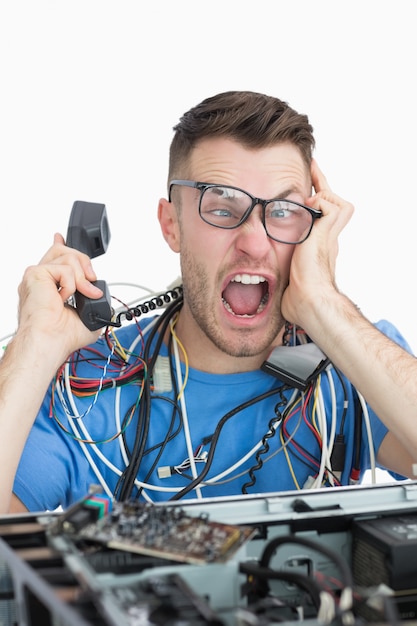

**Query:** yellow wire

left=310, top=377, right=322, bottom=443
left=169, top=313, right=189, bottom=400
left=280, top=425, right=301, bottom=489
left=109, top=326, right=129, bottom=361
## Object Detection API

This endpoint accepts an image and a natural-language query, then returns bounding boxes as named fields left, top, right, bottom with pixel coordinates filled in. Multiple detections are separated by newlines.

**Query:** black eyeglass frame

left=168, top=179, right=322, bottom=245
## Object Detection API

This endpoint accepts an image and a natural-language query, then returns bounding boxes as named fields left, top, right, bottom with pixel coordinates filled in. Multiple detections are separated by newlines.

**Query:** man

left=1, top=90, right=417, bottom=514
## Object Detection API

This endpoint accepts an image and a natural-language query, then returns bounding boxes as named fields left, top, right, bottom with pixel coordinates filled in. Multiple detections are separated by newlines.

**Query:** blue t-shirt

left=13, top=316, right=411, bottom=511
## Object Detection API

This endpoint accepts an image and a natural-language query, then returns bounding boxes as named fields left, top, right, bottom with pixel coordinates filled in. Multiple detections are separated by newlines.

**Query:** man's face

left=161, top=137, right=311, bottom=366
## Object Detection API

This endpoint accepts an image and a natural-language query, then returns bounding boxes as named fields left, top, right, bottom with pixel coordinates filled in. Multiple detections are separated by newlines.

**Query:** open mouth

left=222, top=274, right=269, bottom=317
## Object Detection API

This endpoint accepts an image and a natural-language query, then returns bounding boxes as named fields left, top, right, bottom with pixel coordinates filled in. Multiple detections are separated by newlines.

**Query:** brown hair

left=168, top=90, right=315, bottom=185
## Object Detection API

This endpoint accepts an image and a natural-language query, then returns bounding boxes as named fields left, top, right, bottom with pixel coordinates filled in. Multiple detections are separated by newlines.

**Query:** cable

left=116, top=296, right=184, bottom=500
left=259, top=534, right=353, bottom=590
left=250, top=533, right=354, bottom=623
left=169, top=385, right=288, bottom=501
left=170, top=317, right=202, bottom=498
left=350, top=390, right=363, bottom=485
left=356, top=390, right=376, bottom=483
left=114, top=286, right=183, bottom=325
left=51, top=286, right=380, bottom=504
left=56, top=314, right=160, bottom=503
left=241, top=384, right=292, bottom=493
left=277, top=383, right=324, bottom=487
left=239, top=559, right=323, bottom=612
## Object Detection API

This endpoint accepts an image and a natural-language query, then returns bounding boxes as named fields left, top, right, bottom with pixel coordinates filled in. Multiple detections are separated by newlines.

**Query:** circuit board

left=74, top=500, right=255, bottom=565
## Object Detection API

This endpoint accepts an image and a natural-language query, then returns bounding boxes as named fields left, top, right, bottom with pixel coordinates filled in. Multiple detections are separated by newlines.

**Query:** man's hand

left=0, top=232, right=106, bottom=514
left=17, top=233, right=103, bottom=362
left=281, top=160, right=354, bottom=331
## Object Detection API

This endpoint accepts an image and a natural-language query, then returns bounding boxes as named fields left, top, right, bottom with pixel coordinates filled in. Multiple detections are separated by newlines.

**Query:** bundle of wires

left=239, top=534, right=354, bottom=624
left=50, top=292, right=376, bottom=502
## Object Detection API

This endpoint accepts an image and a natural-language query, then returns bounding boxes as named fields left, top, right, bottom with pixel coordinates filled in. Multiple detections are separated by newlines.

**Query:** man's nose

left=234, top=205, right=270, bottom=253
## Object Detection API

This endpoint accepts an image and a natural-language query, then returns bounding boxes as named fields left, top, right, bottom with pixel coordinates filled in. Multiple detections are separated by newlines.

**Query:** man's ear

left=158, top=198, right=181, bottom=252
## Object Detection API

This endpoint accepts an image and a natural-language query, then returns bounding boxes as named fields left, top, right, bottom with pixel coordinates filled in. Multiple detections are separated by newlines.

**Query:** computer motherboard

left=2, top=482, right=417, bottom=625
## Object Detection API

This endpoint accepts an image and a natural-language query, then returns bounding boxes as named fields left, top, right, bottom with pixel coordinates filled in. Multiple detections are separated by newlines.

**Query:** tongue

left=223, top=282, right=263, bottom=316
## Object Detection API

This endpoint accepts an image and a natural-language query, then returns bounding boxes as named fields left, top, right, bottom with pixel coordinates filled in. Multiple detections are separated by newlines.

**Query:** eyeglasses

left=169, top=180, right=322, bottom=245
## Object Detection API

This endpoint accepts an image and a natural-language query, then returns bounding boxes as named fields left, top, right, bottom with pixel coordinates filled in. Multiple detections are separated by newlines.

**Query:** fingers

left=17, top=261, right=102, bottom=358
left=39, top=233, right=101, bottom=299
left=13, top=231, right=106, bottom=362
left=54, top=264, right=103, bottom=303
left=308, top=160, right=354, bottom=225
left=17, top=234, right=105, bottom=345
left=54, top=232, right=65, bottom=246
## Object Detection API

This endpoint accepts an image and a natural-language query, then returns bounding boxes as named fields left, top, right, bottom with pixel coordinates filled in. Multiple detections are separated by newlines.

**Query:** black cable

left=120, top=402, right=141, bottom=460
left=114, top=286, right=183, bottom=325
left=350, top=389, right=363, bottom=483
left=239, top=560, right=323, bottom=611
left=113, top=397, right=148, bottom=500
left=260, top=534, right=353, bottom=591
left=169, top=385, right=287, bottom=500
left=117, top=313, right=172, bottom=499
left=117, top=296, right=184, bottom=500
left=136, top=334, right=184, bottom=496
left=241, top=385, right=290, bottom=493
left=243, top=534, right=355, bottom=624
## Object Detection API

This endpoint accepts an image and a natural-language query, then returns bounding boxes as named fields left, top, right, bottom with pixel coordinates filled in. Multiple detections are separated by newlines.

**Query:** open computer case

left=2, top=480, right=417, bottom=625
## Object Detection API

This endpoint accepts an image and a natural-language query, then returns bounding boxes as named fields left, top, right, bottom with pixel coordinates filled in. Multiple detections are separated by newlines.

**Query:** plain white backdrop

left=1, top=0, right=417, bottom=357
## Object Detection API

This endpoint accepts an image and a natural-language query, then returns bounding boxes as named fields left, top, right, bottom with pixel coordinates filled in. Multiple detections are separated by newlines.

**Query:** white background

left=1, top=0, right=416, bottom=356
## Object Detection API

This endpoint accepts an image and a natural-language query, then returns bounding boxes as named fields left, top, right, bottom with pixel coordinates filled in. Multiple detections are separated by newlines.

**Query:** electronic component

left=49, top=490, right=113, bottom=536
left=95, top=573, right=225, bottom=625
left=3, top=482, right=417, bottom=625
left=352, top=513, right=417, bottom=621
left=261, top=343, right=330, bottom=390
left=64, top=500, right=255, bottom=565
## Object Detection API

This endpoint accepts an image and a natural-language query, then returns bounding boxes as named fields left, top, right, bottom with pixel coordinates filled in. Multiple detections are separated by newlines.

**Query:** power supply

left=352, top=513, right=417, bottom=621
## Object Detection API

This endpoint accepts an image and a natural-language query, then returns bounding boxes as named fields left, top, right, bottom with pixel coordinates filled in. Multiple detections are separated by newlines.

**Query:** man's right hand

left=17, top=233, right=104, bottom=365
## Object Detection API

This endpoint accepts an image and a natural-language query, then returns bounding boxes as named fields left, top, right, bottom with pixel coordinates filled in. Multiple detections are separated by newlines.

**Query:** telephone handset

left=66, top=200, right=113, bottom=330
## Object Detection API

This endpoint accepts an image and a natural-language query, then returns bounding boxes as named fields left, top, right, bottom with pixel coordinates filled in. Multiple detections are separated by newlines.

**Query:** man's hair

left=168, top=90, right=315, bottom=184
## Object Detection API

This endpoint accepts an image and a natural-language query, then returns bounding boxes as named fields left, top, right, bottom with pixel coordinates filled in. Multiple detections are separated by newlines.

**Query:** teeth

left=231, top=274, right=266, bottom=285
left=222, top=298, right=267, bottom=317
left=223, top=274, right=269, bottom=317
left=223, top=300, right=256, bottom=317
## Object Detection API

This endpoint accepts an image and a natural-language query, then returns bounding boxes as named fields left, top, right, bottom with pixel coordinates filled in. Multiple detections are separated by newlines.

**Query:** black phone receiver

left=66, top=200, right=113, bottom=330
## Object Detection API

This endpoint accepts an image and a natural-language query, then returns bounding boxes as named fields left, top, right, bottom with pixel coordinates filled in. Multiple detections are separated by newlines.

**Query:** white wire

left=56, top=320, right=187, bottom=499
left=55, top=303, right=378, bottom=499
left=113, top=316, right=161, bottom=466
left=57, top=318, right=160, bottom=502
left=203, top=388, right=300, bottom=484
left=61, top=364, right=160, bottom=502
left=112, top=389, right=302, bottom=493
left=109, top=331, right=301, bottom=494
left=171, top=321, right=203, bottom=499
left=324, top=366, right=338, bottom=486
left=326, top=367, right=337, bottom=454
left=309, top=382, right=328, bottom=489
left=357, top=390, right=376, bottom=483
left=60, top=362, right=114, bottom=499
left=0, top=332, right=15, bottom=346
left=78, top=319, right=163, bottom=501
left=57, top=313, right=199, bottom=499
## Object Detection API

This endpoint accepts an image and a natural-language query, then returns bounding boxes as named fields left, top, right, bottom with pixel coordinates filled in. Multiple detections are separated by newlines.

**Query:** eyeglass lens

left=200, top=186, right=313, bottom=244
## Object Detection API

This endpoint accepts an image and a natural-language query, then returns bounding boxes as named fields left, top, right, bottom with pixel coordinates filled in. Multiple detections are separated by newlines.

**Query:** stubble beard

left=180, top=248, right=286, bottom=358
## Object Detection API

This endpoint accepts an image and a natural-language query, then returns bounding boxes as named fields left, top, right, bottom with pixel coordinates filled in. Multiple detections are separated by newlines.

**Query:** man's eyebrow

left=272, top=187, right=298, bottom=199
